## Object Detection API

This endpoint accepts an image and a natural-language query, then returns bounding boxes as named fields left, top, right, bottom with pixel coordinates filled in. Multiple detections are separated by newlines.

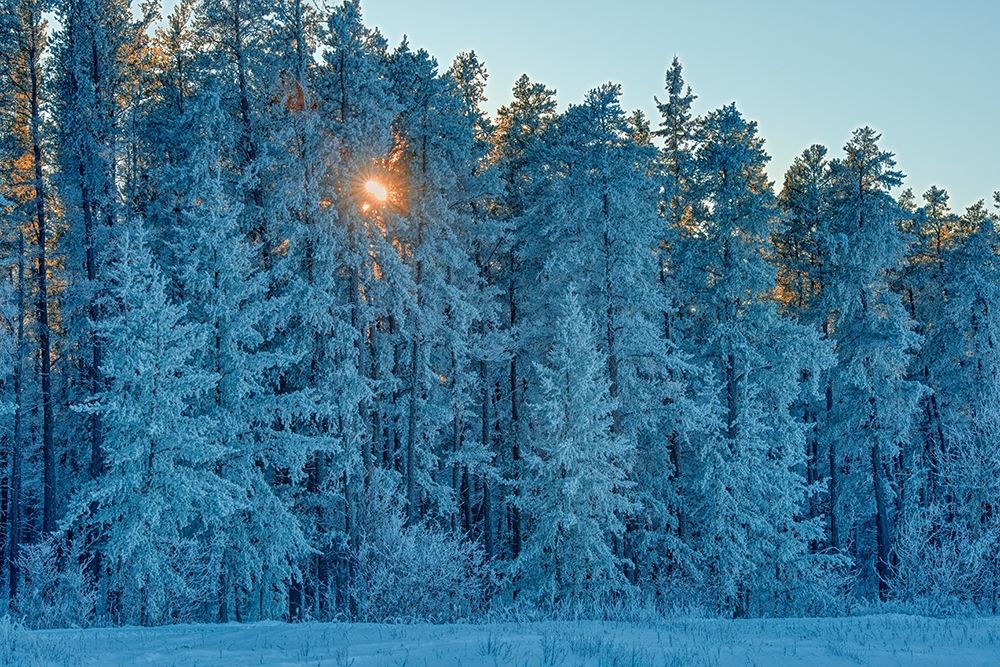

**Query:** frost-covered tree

left=65, top=227, right=222, bottom=626
left=443, top=50, right=503, bottom=555
left=169, top=92, right=310, bottom=622
left=775, top=144, right=831, bottom=313
left=894, top=186, right=964, bottom=511
left=491, top=74, right=558, bottom=560
left=818, top=127, right=923, bottom=598
left=52, top=0, right=154, bottom=499
left=351, top=470, right=488, bottom=622
left=893, top=203, right=1000, bottom=610
left=654, top=56, right=698, bottom=234
left=0, top=0, right=57, bottom=538
left=383, top=42, right=491, bottom=527
left=681, top=104, right=836, bottom=616
left=195, top=0, right=272, bottom=247
left=261, top=0, right=380, bottom=621
left=523, top=83, right=703, bottom=591
left=518, top=288, right=633, bottom=609
left=773, top=145, right=836, bottom=528
left=0, top=193, right=22, bottom=608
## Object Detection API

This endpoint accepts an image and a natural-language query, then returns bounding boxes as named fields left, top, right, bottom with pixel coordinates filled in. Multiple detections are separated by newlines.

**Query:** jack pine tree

left=492, top=74, right=558, bottom=560
left=819, top=127, right=923, bottom=599
left=681, top=104, right=835, bottom=616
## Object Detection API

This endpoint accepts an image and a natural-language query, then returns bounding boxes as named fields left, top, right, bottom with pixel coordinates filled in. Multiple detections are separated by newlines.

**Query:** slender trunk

left=872, top=437, right=891, bottom=600
left=601, top=195, right=621, bottom=434
left=508, top=266, right=522, bottom=558
left=406, top=333, right=419, bottom=524
left=406, top=126, right=428, bottom=525
left=823, top=318, right=839, bottom=551
left=726, top=352, right=737, bottom=443
left=232, top=1, right=267, bottom=264
left=480, top=359, right=493, bottom=558
left=7, top=231, right=27, bottom=606
left=27, top=20, right=55, bottom=532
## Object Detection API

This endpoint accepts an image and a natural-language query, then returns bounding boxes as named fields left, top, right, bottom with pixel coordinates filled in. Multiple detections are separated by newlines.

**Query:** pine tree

left=819, top=127, right=923, bottom=598
left=384, top=41, right=489, bottom=527
left=773, top=145, right=835, bottom=530
left=893, top=202, right=1000, bottom=608
left=528, top=84, right=699, bottom=591
left=774, top=144, right=831, bottom=313
left=0, top=192, right=23, bottom=608
left=655, top=56, right=699, bottom=234
left=895, top=186, right=964, bottom=511
left=492, top=74, right=558, bottom=560
left=0, top=0, right=57, bottom=538
left=681, top=104, right=835, bottom=616
left=274, top=0, right=396, bottom=618
left=444, top=50, right=503, bottom=556
left=195, top=0, right=272, bottom=248
left=140, top=0, right=202, bottom=294
left=171, top=92, right=310, bottom=622
left=52, top=0, right=153, bottom=496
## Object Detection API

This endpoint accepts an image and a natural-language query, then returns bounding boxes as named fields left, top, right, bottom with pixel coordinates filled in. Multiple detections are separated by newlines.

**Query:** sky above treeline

left=162, top=0, right=1000, bottom=210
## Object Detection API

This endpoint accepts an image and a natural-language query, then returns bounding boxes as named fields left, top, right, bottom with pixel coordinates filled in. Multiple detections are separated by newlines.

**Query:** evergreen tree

left=195, top=0, right=272, bottom=247
left=384, top=41, right=489, bottom=527
left=819, top=127, right=923, bottom=598
left=279, top=0, right=396, bottom=618
left=0, top=193, right=23, bottom=608
left=524, top=83, right=703, bottom=590
left=682, top=104, right=835, bottom=616
left=0, top=0, right=57, bottom=540
left=492, top=74, right=558, bottom=560
left=773, top=145, right=835, bottom=529
left=518, top=288, right=633, bottom=609
left=66, top=227, right=220, bottom=625
left=171, top=92, right=310, bottom=622
left=893, top=203, right=1000, bottom=609
left=775, top=144, right=831, bottom=313
left=52, top=0, right=153, bottom=500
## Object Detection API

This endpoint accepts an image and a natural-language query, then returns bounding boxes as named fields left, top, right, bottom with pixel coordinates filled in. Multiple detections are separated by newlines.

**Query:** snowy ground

left=6, top=615, right=1000, bottom=666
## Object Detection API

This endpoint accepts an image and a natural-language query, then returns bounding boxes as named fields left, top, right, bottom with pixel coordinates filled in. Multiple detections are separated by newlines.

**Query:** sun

left=364, top=179, right=389, bottom=203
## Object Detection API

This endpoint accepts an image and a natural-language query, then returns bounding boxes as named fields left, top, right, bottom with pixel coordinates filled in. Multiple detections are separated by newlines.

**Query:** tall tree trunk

left=406, top=332, right=420, bottom=525
left=27, top=15, right=55, bottom=533
left=507, top=265, right=522, bottom=558
left=7, top=230, right=27, bottom=606
left=480, top=359, right=493, bottom=558
left=872, top=437, right=891, bottom=600
left=823, top=317, right=840, bottom=551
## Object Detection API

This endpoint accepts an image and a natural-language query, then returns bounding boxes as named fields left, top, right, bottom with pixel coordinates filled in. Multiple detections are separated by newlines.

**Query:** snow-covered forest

left=1, top=0, right=999, bottom=628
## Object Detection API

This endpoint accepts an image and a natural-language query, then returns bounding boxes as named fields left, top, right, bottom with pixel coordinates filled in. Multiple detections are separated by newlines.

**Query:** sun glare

left=364, top=179, right=389, bottom=203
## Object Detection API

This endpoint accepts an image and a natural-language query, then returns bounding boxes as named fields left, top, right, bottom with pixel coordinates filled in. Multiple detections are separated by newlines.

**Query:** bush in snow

left=14, top=535, right=95, bottom=629
left=350, top=470, right=492, bottom=622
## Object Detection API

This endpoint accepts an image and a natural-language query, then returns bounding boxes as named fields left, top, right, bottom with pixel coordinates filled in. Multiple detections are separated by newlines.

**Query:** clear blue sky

left=360, top=0, right=998, bottom=210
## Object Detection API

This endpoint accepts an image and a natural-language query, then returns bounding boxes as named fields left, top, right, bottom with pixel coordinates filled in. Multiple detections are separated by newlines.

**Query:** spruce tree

left=518, top=288, right=633, bottom=609
left=66, top=227, right=220, bottom=625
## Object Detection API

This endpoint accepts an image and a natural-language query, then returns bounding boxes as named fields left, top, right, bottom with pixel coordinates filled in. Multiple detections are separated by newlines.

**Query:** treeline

left=1, top=0, right=998, bottom=626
